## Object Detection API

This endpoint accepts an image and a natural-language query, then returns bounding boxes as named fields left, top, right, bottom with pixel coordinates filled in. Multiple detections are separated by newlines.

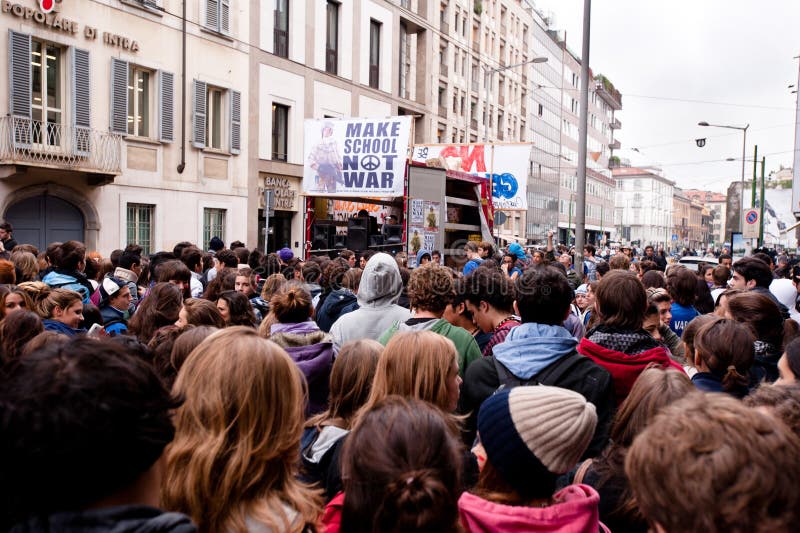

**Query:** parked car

left=677, top=256, right=719, bottom=272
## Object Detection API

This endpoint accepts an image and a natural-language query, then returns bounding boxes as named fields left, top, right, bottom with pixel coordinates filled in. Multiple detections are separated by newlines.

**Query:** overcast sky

left=531, top=0, right=800, bottom=192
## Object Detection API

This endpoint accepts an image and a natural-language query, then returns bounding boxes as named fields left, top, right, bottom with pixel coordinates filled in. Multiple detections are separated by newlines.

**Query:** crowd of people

left=1, top=225, right=800, bottom=533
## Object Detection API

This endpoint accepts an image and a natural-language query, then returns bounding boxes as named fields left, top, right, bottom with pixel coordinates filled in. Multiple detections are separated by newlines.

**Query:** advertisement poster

left=408, top=200, right=440, bottom=267
left=303, top=116, right=411, bottom=197
left=410, top=143, right=531, bottom=210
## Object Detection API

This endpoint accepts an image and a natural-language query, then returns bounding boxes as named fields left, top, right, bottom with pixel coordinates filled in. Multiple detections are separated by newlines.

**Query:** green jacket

left=378, top=317, right=482, bottom=377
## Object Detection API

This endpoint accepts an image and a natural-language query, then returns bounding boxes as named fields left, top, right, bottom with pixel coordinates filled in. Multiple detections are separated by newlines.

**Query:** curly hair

left=408, top=264, right=454, bottom=314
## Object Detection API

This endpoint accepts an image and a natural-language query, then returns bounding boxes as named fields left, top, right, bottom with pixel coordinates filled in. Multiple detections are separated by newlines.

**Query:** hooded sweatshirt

left=315, top=288, right=359, bottom=332
left=378, top=317, right=482, bottom=377
left=9, top=505, right=196, bottom=533
left=43, top=319, right=86, bottom=337
left=329, top=253, right=411, bottom=349
left=578, top=325, right=685, bottom=405
left=269, top=321, right=335, bottom=416
left=461, top=323, right=614, bottom=457
left=458, top=485, right=605, bottom=533
left=42, top=270, right=94, bottom=304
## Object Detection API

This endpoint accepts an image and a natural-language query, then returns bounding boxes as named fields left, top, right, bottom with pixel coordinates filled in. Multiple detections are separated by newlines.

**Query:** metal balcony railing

left=0, top=116, right=122, bottom=174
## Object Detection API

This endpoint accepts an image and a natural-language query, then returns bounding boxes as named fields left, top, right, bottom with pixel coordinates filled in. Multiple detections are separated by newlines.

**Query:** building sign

left=411, top=143, right=531, bottom=210
left=302, top=116, right=411, bottom=197
left=258, top=175, right=298, bottom=211
left=2, top=0, right=140, bottom=51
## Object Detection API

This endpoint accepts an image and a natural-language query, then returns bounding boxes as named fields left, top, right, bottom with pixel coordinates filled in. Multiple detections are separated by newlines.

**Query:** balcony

left=471, top=39, right=480, bottom=53
left=0, top=117, right=122, bottom=179
left=610, top=117, right=621, bottom=129
left=440, top=64, right=449, bottom=77
left=471, top=79, right=479, bottom=92
left=594, top=74, right=622, bottom=110
left=497, top=130, right=504, bottom=140
left=609, top=139, right=621, bottom=150
left=470, top=118, right=478, bottom=130
left=438, top=105, right=448, bottom=118
left=440, top=20, right=449, bottom=34
left=499, top=93, right=505, bottom=106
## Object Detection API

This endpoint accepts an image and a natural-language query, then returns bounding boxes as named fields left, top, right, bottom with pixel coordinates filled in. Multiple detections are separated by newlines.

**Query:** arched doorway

left=4, top=195, right=85, bottom=251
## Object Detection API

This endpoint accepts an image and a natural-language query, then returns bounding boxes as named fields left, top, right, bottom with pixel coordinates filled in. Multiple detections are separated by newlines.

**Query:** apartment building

left=0, top=0, right=250, bottom=254
left=683, top=189, right=727, bottom=247
left=613, top=165, right=674, bottom=248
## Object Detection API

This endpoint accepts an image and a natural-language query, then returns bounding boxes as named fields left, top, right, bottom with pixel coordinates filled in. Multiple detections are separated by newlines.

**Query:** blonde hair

left=34, top=288, right=83, bottom=319
left=162, top=327, right=321, bottom=533
left=10, top=251, right=39, bottom=282
left=261, top=273, right=287, bottom=301
left=363, top=331, right=458, bottom=413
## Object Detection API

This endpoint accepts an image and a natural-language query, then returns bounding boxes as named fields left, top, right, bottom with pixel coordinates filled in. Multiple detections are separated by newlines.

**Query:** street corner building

left=0, top=0, right=249, bottom=254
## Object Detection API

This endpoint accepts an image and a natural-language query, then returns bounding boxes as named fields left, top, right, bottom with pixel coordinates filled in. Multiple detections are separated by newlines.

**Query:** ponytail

left=721, top=364, right=750, bottom=395
left=270, top=282, right=312, bottom=324
left=376, top=469, right=455, bottom=532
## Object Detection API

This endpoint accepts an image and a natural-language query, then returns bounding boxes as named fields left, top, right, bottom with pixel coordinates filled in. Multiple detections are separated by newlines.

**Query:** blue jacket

left=669, top=302, right=699, bottom=338
left=43, top=319, right=85, bottom=337
left=99, top=305, right=129, bottom=336
left=42, top=270, right=94, bottom=304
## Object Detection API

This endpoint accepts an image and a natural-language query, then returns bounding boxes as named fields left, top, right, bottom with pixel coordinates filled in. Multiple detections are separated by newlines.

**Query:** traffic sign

left=671, top=234, right=678, bottom=241
left=743, top=208, right=759, bottom=239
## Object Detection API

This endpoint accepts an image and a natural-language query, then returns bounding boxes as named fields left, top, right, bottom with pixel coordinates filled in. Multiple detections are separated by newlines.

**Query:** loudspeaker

left=312, top=223, right=334, bottom=250
left=382, top=224, right=403, bottom=244
left=334, top=234, right=347, bottom=249
left=347, top=227, right=369, bottom=252
left=369, top=235, right=385, bottom=247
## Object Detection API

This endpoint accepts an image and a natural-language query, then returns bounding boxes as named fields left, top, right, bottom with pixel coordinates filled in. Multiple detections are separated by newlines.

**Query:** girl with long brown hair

left=127, top=282, right=183, bottom=344
left=163, top=327, right=322, bottom=532
left=301, top=339, right=382, bottom=501
left=692, top=317, right=755, bottom=397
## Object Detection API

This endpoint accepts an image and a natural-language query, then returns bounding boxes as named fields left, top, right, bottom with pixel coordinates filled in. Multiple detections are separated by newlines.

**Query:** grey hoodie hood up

left=356, top=253, right=403, bottom=308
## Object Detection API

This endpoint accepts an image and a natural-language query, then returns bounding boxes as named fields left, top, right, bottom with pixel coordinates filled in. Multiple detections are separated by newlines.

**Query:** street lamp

left=698, top=121, right=749, bottom=230
left=484, top=57, right=548, bottom=143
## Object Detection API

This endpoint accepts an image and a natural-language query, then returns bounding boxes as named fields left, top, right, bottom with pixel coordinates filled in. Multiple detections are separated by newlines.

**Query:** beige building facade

left=0, top=0, right=250, bottom=255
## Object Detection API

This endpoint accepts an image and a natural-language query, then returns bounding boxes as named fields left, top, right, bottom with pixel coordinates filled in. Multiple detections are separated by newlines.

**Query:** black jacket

left=460, top=352, right=615, bottom=457
left=10, top=505, right=196, bottom=533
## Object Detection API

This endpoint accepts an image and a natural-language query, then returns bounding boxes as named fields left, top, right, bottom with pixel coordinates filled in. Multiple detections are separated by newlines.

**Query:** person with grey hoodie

left=460, top=266, right=614, bottom=457
left=329, top=253, right=411, bottom=350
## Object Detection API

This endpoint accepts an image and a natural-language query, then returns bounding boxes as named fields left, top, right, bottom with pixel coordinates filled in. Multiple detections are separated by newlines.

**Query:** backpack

left=493, top=351, right=605, bottom=404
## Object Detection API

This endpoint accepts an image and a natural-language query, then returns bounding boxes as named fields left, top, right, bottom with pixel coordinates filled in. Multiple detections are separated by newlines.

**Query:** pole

left=751, top=145, right=758, bottom=208
left=759, top=156, right=766, bottom=246
left=740, top=125, right=748, bottom=222
left=573, top=0, right=591, bottom=278
left=568, top=195, right=573, bottom=245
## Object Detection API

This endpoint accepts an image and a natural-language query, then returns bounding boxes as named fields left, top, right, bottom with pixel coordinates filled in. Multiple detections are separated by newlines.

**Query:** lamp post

left=698, top=121, right=749, bottom=231
left=483, top=57, right=548, bottom=144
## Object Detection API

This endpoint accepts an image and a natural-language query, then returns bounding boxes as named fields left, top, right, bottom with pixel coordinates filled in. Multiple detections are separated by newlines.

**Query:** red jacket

left=577, top=337, right=685, bottom=405
left=321, top=492, right=344, bottom=533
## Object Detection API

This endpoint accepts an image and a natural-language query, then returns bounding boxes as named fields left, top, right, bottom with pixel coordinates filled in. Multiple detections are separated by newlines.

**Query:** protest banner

left=303, top=116, right=411, bottom=197
left=410, top=143, right=531, bottom=210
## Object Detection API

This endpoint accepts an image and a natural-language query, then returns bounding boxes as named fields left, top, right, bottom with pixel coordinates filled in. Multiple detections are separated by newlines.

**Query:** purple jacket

left=270, top=321, right=335, bottom=416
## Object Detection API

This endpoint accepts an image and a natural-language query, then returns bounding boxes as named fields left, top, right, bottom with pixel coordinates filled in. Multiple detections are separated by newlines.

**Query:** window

left=30, top=38, right=63, bottom=146
left=127, top=203, right=154, bottom=256
left=274, top=0, right=289, bottom=58
left=326, top=1, right=339, bottom=75
left=204, top=0, right=230, bottom=35
left=207, top=87, right=223, bottom=149
left=127, top=65, right=152, bottom=137
left=203, top=208, right=226, bottom=248
left=191, top=80, right=240, bottom=153
left=271, top=103, right=288, bottom=161
left=369, top=19, right=381, bottom=89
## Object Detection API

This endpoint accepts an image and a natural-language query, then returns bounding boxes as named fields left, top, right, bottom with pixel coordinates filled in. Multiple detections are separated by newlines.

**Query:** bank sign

left=302, top=116, right=411, bottom=197
left=411, top=143, right=531, bottom=210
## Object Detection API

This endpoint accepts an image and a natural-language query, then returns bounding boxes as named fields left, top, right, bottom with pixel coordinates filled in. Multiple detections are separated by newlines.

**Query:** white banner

left=303, top=116, right=411, bottom=197
left=410, top=143, right=531, bottom=210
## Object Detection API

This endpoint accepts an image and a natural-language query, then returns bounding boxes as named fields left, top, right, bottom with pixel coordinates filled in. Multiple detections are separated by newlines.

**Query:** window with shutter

left=205, top=0, right=230, bottom=34
left=110, top=58, right=128, bottom=135
left=159, top=71, right=174, bottom=142
left=72, top=47, right=91, bottom=156
left=230, top=89, right=240, bottom=154
left=9, top=31, right=32, bottom=148
left=127, top=66, right=152, bottom=137
left=192, top=79, right=207, bottom=148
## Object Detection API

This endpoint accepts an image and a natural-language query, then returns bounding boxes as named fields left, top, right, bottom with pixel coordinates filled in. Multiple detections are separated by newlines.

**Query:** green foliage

left=474, top=0, right=483, bottom=15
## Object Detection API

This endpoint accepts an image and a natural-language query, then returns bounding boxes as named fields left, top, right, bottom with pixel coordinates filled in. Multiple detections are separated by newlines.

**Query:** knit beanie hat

left=478, top=386, right=597, bottom=496
left=278, top=247, right=294, bottom=262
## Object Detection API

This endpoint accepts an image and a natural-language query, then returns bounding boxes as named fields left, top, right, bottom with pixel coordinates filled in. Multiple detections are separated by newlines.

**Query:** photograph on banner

left=303, top=117, right=411, bottom=197
left=328, top=199, right=394, bottom=223
left=408, top=226, right=439, bottom=268
left=410, top=143, right=531, bottom=210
